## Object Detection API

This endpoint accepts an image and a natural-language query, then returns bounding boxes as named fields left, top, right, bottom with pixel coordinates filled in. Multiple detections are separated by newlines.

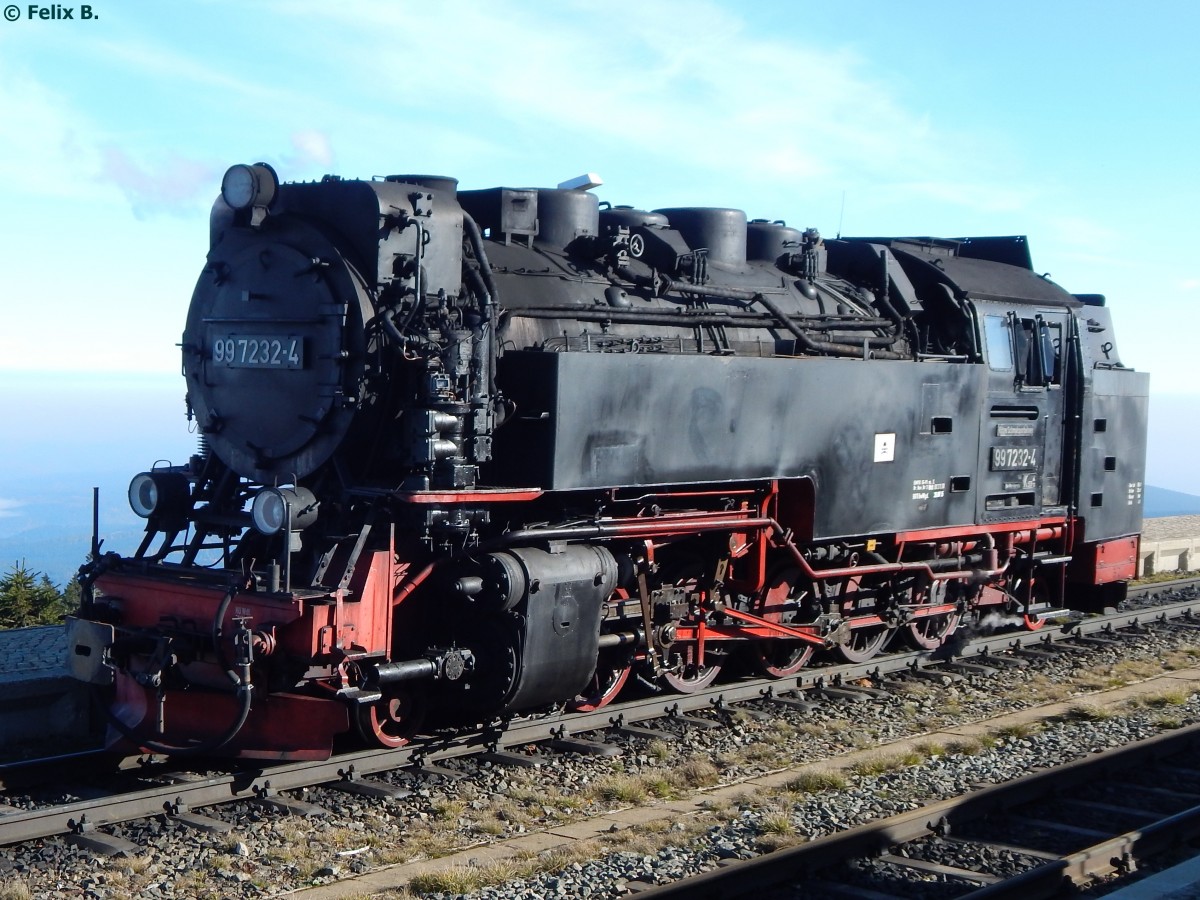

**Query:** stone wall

left=1139, top=515, right=1200, bottom=577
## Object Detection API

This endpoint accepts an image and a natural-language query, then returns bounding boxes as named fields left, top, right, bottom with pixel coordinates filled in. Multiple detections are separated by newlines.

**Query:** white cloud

left=0, top=500, right=24, bottom=519
left=0, top=57, right=220, bottom=218
left=85, top=36, right=299, bottom=107
left=99, top=146, right=219, bottom=219
left=256, top=0, right=1011, bottom=209
left=0, top=32, right=340, bottom=219
left=281, top=129, right=336, bottom=172
left=0, top=61, right=108, bottom=202
left=95, top=131, right=341, bottom=219
left=0, top=0, right=1030, bottom=225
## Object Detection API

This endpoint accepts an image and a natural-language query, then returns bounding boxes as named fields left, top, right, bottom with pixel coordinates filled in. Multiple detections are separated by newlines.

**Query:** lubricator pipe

left=767, top=520, right=1006, bottom=584
left=511, top=306, right=894, bottom=331
left=465, top=266, right=494, bottom=404
left=488, top=515, right=1009, bottom=585
left=752, top=289, right=906, bottom=359
left=485, top=514, right=773, bottom=547
left=392, top=515, right=1053, bottom=615
left=612, top=265, right=904, bottom=358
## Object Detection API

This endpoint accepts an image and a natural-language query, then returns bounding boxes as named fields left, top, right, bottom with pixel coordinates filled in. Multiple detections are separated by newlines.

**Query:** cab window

left=1012, top=315, right=1061, bottom=387
left=984, top=315, right=1012, bottom=371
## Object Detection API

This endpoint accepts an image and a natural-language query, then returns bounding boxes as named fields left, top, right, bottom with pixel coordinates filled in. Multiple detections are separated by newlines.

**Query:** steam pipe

left=510, top=306, right=895, bottom=332
left=462, top=212, right=500, bottom=308
left=392, top=561, right=437, bottom=608
left=874, top=248, right=905, bottom=328
left=752, top=288, right=905, bottom=358
left=462, top=211, right=500, bottom=402
left=380, top=309, right=406, bottom=345
left=611, top=265, right=904, bottom=358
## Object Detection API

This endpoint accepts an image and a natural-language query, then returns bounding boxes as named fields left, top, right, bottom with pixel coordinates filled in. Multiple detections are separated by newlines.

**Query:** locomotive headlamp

left=128, top=471, right=191, bottom=521
left=251, top=486, right=319, bottom=535
left=220, top=163, right=279, bottom=211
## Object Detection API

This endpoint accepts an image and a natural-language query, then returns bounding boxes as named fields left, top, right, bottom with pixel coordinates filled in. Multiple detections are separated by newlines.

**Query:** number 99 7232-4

left=212, top=335, right=304, bottom=369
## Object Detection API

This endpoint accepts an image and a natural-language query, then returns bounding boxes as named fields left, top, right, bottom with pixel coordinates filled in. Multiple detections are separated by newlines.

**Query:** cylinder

left=475, top=544, right=619, bottom=612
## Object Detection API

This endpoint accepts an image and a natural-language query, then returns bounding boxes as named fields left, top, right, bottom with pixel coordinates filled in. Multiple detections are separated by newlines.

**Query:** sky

left=1, top=0, right=1198, bottom=570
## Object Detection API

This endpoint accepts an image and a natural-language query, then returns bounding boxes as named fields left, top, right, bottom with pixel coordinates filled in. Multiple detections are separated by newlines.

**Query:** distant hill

left=1144, top=485, right=1200, bottom=518
left=0, top=523, right=146, bottom=590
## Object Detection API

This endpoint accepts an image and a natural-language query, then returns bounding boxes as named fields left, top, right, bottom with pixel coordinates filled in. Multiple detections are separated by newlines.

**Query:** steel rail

left=2, top=588, right=1199, bottom=848
left=629, top=720, right=1200, bottom=898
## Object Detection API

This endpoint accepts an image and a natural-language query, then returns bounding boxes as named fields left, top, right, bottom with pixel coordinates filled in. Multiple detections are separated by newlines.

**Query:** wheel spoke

left=569, top=657, right=633, bottom=712
left=835, top=623, right=895, bottom=663
left=832, top=574, right=895, bottom=663
left=659, top=646, right=724, bottom=693
left=903, top=584, right=961, bottom=651
left=654, top=556, right=727, bottom=693
left=751, top=566, right=815, bottom=678
left=354, top=689, right=424, bottom=749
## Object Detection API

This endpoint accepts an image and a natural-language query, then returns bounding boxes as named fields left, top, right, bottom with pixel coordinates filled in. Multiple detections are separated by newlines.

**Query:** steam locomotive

left=66, top=163, right=1147, bottom=759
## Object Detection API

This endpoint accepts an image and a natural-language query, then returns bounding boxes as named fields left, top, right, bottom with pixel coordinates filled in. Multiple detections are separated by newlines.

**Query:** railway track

left=629, top=718, right=1200, bottom=898
left=2, top=581, right=1199, bottom=860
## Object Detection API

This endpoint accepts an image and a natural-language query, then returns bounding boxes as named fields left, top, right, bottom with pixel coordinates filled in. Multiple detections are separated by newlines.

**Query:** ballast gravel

left=2, top=621, right=1200, bottom=899
left=436, top=706, right=1191, bottom=900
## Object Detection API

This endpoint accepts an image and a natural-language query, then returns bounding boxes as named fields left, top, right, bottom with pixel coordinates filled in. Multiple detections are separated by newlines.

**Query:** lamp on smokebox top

left=221, top=163, right=279, bottom=226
